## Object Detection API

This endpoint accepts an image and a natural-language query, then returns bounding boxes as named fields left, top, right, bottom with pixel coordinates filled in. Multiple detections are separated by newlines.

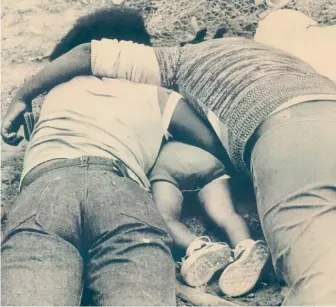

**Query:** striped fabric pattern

left=154, top=37, right=336, bottom=174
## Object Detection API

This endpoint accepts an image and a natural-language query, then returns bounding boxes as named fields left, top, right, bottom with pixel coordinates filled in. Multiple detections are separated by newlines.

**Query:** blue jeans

left=249, top=101, right=336, bottom=305
left=1, top=157, right=176, bottom=306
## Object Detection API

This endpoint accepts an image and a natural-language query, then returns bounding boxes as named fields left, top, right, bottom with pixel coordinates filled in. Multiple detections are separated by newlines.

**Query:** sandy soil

left=0, top=0, right=302, bottom=305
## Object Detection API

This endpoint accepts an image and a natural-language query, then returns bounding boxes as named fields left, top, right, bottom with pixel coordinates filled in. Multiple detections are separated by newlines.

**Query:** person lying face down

left=1, top=8, right=229, bottom=306
left=150, top=140, right=270, bottom=297
left=2, top=6, right=336, bottom=305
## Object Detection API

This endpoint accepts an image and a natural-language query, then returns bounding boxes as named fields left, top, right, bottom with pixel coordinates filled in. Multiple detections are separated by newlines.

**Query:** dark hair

left=49, top=7, right=151, bottom=61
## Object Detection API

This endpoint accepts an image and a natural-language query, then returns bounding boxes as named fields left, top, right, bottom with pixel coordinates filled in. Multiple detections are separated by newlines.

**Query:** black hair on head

left=49, top=7, right=151, bottom=61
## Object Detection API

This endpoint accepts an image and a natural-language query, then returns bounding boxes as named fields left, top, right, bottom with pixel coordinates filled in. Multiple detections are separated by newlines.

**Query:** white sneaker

left=181, top=237, right=232, bottom=287
left=218, top=239, right=269, bottom=297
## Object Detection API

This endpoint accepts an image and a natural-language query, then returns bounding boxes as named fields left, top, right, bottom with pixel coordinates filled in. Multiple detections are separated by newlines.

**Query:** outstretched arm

left=1, top=43, right=92, bottom=145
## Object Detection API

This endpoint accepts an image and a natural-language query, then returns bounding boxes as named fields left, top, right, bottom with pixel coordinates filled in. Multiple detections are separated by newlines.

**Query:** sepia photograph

left=1, top=0, right=336, bottom=305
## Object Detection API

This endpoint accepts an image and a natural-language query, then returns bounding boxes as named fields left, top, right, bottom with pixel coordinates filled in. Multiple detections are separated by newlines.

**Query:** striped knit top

left=92, top=37, right=336, bottom=174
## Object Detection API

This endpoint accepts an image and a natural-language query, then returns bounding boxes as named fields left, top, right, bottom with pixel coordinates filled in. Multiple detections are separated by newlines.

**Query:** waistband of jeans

left=21, top=156, right=144, bottom=190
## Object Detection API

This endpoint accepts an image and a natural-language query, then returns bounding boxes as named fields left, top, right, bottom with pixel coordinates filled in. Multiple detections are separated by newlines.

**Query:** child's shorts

left=149, top=141, right=228, bottom=192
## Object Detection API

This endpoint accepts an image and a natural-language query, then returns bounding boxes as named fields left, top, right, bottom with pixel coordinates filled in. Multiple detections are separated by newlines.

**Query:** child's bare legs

left=151, top=181, right=197, bottom=250
left=198, top=176, right=269, bottom=297
left=151, top=180, right=232, bottom=287
left=197, top=176, right=250, bottom=247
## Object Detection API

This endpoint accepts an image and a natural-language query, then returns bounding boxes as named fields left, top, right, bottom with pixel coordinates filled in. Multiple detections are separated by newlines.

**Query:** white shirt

left=22, top=76, right=182, bottom=189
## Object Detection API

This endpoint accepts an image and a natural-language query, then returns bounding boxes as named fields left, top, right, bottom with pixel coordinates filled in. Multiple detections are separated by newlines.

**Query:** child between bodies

left=149, top=141, right=270, bottom=297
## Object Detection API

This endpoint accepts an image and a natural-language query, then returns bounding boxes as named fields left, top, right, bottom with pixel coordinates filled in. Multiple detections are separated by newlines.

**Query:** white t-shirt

left=21, top=76, right=182, bottom=189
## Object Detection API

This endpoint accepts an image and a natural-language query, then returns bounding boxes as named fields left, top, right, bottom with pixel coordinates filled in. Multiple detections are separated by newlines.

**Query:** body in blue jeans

left=1, top=157, right=176, bottom=306
left=248, top=100, right=336, bottom=305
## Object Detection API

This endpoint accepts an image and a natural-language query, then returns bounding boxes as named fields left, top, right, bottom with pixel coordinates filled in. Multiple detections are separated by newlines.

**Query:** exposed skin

left=152, top=175, right=250, bottom=250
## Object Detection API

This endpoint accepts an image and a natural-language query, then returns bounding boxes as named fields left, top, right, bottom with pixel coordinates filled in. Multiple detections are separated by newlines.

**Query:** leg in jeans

left=1, top=168, right=84, bottom=306
left=84, top=171, right=176, bottom=306
left=250, top=101, right=336, bottom=305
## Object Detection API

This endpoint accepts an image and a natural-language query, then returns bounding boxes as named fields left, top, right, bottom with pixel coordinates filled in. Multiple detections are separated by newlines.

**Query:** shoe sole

left=219, top=240, right=269, bottom=297
left=182, top=245, right=232, bottom=287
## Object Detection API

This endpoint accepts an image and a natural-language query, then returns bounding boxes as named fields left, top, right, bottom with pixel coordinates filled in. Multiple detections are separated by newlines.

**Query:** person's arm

left=158, top=88, right=234, bottom=174
left=19, top=43, right=91, bottom=102
left=2, top=38, right=166, bottom=145
left=170, top=99, right=234, bottom=172
left=1, top=43, right=92, bottom=145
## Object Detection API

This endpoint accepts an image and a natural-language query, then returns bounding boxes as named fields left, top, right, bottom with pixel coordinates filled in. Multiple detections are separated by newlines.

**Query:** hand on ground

left=1, top=98, right=31, bottom=146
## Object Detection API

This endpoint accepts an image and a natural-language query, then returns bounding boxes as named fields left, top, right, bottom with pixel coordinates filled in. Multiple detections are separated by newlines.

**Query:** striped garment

left=154, top=37, right=336, bottom=174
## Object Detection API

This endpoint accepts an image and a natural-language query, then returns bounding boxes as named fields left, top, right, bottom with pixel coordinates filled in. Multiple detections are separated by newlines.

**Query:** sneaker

left=180, top=236, right=232, bottom=287
left=218, top=239, right=269, bottom=297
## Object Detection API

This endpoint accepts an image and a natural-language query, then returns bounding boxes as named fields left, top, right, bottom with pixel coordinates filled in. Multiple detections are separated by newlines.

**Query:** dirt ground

left=1, top=0, right=333, bottom=305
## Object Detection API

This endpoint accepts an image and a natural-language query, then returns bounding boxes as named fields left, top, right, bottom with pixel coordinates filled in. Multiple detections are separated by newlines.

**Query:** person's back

left=22, top=76, right=165, bottom=188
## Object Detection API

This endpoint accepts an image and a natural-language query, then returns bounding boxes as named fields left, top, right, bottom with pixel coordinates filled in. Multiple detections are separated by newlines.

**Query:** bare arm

left=169, top=98, right=234, bottom=175
left=1, top=43, right=92, bottom=145
left=157, top=88, right=234, bottom=174
left=15, top=43, right=92, bottom=102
